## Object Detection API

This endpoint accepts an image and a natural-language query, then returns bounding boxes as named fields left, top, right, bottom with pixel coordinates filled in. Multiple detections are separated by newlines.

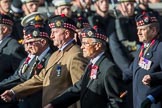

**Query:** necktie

left=24, top=56, right=31, bottom=64
left=19, top=56, right=31, bottom=74
left=31, top=57, right=39, bottom=74
left=89, top=64, right=98, bottom=79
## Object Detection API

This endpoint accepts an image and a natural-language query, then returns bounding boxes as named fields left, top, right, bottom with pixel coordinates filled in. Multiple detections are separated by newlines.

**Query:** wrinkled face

left=137, top=25, right=156, bottom=43
left=0, top=0, right=11, bottom=14
left=23, top=2, right=39, bottom=15
left=50, top=28, right=67, bottom=48
left=96, top=0, right=109, bottom=12
left=81, top=38, right=98, bottom=58
left=56, top=6, right=72, bottom=17
left=24, top=38, right=44, bottom=55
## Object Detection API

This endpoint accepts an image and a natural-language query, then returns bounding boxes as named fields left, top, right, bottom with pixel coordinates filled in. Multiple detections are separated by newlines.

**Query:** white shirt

left=37, top=47, right=50, bottom=61
left=90, top=52, right=104, bottom=66
left=59, top=39, right=74, bottom=51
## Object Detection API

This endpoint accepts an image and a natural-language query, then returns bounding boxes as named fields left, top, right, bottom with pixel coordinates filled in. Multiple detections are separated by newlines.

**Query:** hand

left=142, top=75, right=151, bottom=86
left=44, top=103, right=54, bottom=108
left=0, top=90, right=14, bottom=102
left=141, top=98, right=152, bottom=108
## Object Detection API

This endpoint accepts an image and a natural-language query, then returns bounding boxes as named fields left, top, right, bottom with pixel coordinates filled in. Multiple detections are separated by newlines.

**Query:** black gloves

left=141, top=98, right=152, bottom=108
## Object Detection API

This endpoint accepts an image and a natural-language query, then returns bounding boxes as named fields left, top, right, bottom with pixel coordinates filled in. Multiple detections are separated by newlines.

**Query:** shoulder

left=8, top=37, right=21, bottom=46
left=69, top=44, right=82, bottom=54
left=99, top=57, right=122, bottom=76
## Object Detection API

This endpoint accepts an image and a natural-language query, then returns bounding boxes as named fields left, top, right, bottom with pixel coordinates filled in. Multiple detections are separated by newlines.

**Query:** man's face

left=24, top=38, right=43, bottom=55
left=55, top=6, right=72, bottom=17
left=81, top=38, right=98, bottom=58
left=117, top=2, right=134, bottom=17
left=23, top=2, right=39, bottom=15
left=50, top=28, right=66, bottom=48
left=137, top=25, right=155, bottom=43
left=0, top=0, right=11, bottom=14
left=96, top=0, right=109, bottom=12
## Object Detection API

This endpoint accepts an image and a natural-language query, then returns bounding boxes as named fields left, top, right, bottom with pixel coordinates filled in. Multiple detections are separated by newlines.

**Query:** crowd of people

left=0, top=0, right=162, bottom=108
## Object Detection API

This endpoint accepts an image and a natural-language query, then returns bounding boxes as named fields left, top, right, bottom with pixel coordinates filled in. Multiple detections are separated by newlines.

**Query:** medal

left=90, top=65, right=98, bottom=79
left=56, top=65, right=61, bottom=77
left=138, top=57, right=152, bottom=70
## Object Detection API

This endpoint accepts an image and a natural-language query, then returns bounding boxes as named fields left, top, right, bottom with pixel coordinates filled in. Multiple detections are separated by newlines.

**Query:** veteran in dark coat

left=0, top=14, right=26, bottom=82
left=44, top=26, right=126, bottom=108
left=0, top=25, right=54, bottom=108
left=109, top=11, right=162, bottom=108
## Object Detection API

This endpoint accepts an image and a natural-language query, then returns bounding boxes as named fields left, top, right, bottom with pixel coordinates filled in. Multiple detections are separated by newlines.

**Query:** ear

left=95, top=42, right=102, bottom=50
left=64, top=29, right=70, bottom=38
left=2, top=26, right=8, bottom=33
left=22, top=4, right=26, bottom=11
left=151, top=27, right=157, bottom=34
left=40, top=39, right=47, bottom=46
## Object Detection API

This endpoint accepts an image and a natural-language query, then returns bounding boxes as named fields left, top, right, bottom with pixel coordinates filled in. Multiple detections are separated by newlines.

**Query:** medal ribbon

left=139, top=39, right=156, bottom=58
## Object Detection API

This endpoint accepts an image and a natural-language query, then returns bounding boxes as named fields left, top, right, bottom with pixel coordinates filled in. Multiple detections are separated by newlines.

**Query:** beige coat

left=12, top=42, right=88, bottom=107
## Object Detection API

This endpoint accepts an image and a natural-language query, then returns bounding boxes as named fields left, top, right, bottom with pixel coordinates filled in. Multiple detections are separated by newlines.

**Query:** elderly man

left=110, top=11, right=162, bottom=108
left=44, top=26, right=126, bottom=108
left=1, top=15, right=88, bottom=108
left=0, top=14, right=26, bottom=82
left=0, top=25, right=54, bottom=108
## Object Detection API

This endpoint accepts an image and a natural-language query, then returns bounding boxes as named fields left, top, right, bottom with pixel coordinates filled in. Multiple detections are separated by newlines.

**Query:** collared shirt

left=37, top=47, right=50, bottom=61
left=0, top=40, right=2, bottom=44
left=59, top=39, right=74, bottom=51
left=28, top=54, right=35, bottom=64
left=90, top=52, right=104, bottom=65
left=144, top=43, right=150, bottom=48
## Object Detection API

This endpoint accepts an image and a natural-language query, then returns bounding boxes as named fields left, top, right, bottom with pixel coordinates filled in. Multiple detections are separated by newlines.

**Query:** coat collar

left=144, top=39, right=160, bottom=59
left=0, top=37, right=12, bottom=52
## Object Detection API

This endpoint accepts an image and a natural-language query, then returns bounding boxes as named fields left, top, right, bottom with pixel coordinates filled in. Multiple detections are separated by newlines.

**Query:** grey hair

left=91, top=38, right=107, bottom=51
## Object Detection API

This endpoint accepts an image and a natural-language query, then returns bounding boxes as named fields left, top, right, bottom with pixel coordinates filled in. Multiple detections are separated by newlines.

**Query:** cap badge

left=56, top=20, right=62, bottom=27
left=144, top=16, right=149, bottom=23
left=87, top=31, right=93, bottom=37
left=34, top=15, right=43, bottom=21
left=77, top=22, right=81, bottom=28
left=32, top=30, right=39, bottom=37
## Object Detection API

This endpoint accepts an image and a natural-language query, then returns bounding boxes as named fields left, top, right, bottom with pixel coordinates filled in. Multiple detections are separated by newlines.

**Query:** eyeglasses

left=81, top=42, right=97, bottom=46
left=25, top=40, right=41, bottom=46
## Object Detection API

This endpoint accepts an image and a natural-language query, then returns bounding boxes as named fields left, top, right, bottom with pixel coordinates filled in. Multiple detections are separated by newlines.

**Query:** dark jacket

left=0, top=36, right=26, bottom=82
left=51, top=54, right=126, bottom=108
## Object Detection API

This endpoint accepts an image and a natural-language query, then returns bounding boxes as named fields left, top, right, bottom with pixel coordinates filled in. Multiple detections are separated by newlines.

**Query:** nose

left=81, top=44, right=85, bottom=49
left=50, top=32, right=55, bottom=39
left=137, top=29, right=141, bottom=35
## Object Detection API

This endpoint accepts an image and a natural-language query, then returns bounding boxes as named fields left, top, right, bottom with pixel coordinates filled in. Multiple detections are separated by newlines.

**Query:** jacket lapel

left=144, top=39, right=159, bottom=59
left=81, top=54, right=105, bottom=98
left=134, top=39, right=159, bottom=72
left=47, top=41, right=75, bottom=69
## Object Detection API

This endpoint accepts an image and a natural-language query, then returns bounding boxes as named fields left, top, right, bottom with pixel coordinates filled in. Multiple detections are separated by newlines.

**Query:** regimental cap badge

left=77, top=22, right=81, bottom=28
left=56, top=20, right=62, bottom=27
left=32, top=30, right=39, bottom=37
left=144, top=16, right=149, bottom=23
left=87, top=31, right=93, bottom=37
left=34, top=15, right=43, bottom=22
